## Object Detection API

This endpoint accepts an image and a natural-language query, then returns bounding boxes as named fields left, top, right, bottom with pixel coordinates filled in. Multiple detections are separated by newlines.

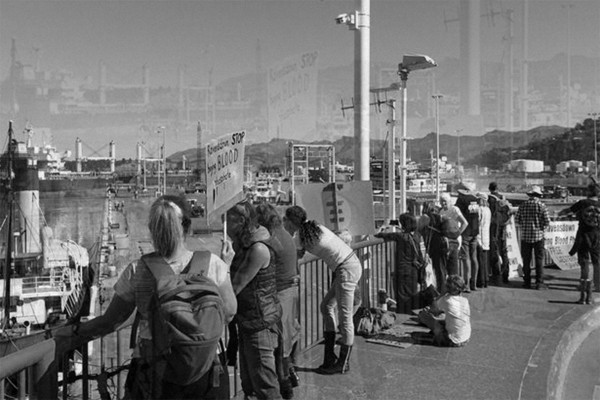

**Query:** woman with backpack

left=55, top=195, right=237, bottom=399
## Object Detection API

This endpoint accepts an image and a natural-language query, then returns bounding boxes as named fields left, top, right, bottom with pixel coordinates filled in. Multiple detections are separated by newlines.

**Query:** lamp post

left=336, top=0, right=370, bottom=181
left=432, top=94, right=443, bottom=202
left=398, top=54, right=437, bottom=213
left=589, top=112, right=599, bottom=178
left=456, top=128, right=463, bottom=178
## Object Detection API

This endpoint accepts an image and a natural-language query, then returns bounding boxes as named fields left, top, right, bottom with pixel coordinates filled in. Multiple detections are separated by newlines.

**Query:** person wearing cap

left=476, top=192, right=491, bottom=288
left=516, top=186, right=550, bottom=289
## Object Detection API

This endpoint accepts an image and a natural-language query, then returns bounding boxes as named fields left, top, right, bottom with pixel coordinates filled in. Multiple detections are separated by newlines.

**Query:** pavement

left=264, top=266, right=600, bottom=400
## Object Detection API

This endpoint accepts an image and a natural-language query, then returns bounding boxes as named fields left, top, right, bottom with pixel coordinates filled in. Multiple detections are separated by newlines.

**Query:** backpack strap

left=128, top=250, right=213, bottom=348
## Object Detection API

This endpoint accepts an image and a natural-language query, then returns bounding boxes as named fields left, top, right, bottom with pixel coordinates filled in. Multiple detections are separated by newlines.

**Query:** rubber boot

left=319, top=344, right=353, bottom=375
left=316, top=332, right=337, bottom=372
left=288, top=366, right=299, bottom=388
left=577, top=280, right=586, bottom=304
left=585, top=280, right=593, bottom=305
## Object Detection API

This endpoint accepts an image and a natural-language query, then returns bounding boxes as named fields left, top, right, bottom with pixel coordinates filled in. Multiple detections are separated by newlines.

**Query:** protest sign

left=205, top=131, right=246, bottom=220
left=544, top=220, right=579, bottom=270
left=268, top=51, right=319, bottom=141
left=505, top=218, right=523, bottom=278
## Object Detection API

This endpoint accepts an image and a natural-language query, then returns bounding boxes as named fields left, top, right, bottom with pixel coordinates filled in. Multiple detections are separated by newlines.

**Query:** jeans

left=477, top=245, right=489, bottom=287
left=446, top=239, right=460, bottom=276
left=460, top=235, right=479, bottom=288
left=490, top=224, right=509, bottom=282
left=238, top=326, right=281, bottom=400
left=320, top=256, right=362, bottom=346
left=521, top=240, right=545, bottom=285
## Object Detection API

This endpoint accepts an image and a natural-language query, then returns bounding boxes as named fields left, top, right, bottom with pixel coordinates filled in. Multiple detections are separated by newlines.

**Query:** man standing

left=558, top=182, right=600, bottom=304
left=516, top=186, right=550, bottom=289
left=455, top=186, right=480, bottom=291
left=488, top=182, right=511, bottom=285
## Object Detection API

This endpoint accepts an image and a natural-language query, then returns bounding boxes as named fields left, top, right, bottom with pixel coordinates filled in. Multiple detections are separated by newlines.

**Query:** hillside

left=168, top=125, right=570, bottom=172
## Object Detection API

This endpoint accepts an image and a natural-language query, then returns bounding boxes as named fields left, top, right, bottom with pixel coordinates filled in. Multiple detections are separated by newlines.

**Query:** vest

left=232, top=238, right=282, bottom=333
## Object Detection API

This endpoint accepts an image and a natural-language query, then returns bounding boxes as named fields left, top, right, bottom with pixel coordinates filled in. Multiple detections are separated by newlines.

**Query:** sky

left=1, top=0, right=599, bottom=88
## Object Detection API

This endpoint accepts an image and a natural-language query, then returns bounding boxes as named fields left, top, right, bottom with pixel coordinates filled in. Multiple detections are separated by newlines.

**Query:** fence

left=0, top=238, right=394, bottom=399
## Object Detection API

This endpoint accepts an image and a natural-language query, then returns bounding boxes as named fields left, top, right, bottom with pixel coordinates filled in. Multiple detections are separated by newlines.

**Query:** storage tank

left=510, top=159, right=544, bottom=173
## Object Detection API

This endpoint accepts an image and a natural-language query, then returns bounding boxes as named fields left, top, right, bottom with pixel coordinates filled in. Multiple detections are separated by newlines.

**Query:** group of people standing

left=56, top=195, right=361, bottom=400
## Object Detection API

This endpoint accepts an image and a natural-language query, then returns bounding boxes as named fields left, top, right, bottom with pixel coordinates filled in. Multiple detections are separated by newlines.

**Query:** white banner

left=205, top=131, right=246, bottom=219
left=544, top=220, right=579, bottom=270
left=268, top=51, right=319, bottom=140
left=505, top=218, right=523, bottom=278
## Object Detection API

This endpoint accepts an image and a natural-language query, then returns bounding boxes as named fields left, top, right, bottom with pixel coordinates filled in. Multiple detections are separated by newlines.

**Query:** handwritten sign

left=544, top=221, right=579, bottom=270
left=505, top=218, right=523, bottom=278
left=268, top=51, right=319, bottom=140
left=205, top=131, right=246, bottom=219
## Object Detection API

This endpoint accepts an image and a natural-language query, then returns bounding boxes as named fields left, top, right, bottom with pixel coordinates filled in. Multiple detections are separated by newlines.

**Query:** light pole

left=432, top=94, right=443, bottom=202
left=589, top=112, right=599, bottom=178
left=336, top=0, right=370, bottom=181
left=398, top=54, right=437, bottom=213
left=456, top=128, right=463, bottom=178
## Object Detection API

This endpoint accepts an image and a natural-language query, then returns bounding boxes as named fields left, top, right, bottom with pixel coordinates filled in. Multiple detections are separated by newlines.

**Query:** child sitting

left=418, top=275, right=471, bottom=347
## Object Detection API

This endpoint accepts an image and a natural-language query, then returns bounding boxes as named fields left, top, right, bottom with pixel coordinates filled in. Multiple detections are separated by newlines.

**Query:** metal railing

left=0, top=237, right=394, bottom=400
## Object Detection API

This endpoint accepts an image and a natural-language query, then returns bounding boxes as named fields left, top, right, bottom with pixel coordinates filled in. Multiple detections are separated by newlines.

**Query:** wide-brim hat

left=456, top=181, right=476, bottom=196
left=527, top=185, right=543, bottom=197
left=476, top=192, right=488, bottom=201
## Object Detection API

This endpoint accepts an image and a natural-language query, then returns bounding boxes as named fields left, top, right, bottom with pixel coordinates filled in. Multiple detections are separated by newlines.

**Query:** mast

left=3, top=121, right=14, bottom=327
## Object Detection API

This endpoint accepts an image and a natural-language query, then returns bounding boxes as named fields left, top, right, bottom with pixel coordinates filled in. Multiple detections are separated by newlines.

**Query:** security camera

left=335, top=13, right=350, bottom=24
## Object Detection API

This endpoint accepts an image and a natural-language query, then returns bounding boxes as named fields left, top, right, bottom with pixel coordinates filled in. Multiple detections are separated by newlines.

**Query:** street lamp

left=589, top=112, right=599, bottom=178
left=432, top=94, right=443, bottom=203
left=398, top=54, right=437, bottom=213
left=456, top=129, right=463, bottom=178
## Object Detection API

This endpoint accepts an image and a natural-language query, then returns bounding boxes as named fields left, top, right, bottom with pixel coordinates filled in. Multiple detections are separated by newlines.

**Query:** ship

left=1, top=122, right=91, bottom=352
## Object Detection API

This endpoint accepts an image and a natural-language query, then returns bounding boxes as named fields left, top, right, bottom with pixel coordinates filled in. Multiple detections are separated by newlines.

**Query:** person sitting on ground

left=418, top=274, right=471, bottom=347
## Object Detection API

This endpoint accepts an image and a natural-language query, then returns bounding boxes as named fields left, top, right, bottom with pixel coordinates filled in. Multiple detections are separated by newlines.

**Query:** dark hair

left=148, top=195, right=191, bottom=258
left=255, top=201, right=282, bottom=232
left=228, top=201, right=259, bottom=247
left=399, top=213, right=417, bottom=233
left=286, top=205, right=321, bottom=247
left=489, top=182, right=498, bottom=192
left=446, top=274, right=466, bottom=295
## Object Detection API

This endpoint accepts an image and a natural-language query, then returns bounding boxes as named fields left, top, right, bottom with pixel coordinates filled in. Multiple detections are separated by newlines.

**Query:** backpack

left=135, top=251, right=225, bottom=386
left=489, top=195, right=511, bottom=227
left=580, top=204, right=600, bottom=228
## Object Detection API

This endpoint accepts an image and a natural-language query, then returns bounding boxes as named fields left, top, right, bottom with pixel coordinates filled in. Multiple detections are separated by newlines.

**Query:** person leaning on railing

left=283, top=205, right=362, bottom=375
left=53, top=195, right=237, bottom=400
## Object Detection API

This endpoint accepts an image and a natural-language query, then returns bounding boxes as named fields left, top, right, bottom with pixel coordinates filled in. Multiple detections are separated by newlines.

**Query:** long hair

left=399, top=213, right=417, bottom=233
left=255, top=201, right=283, bottom=232
left=148, top=195, right=191, bottom=258
left=228, top=201, right=259, bottom=248
left=285, top=205, right=322, bottom=248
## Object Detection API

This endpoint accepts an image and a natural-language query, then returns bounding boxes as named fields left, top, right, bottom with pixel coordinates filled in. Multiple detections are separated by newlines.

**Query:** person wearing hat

left=488, top=182, right=511, bottom=285
left=516, top=185, right=550, bottom=289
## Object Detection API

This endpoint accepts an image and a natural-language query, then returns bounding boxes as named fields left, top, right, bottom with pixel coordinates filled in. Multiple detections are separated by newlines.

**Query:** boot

left=577, top=280, right=586, bottom=304
left=288, top=366, right=299, bottom=388
left=319, top=344, right=353, bottom=375
left=585, top=280, right=593, bottom=305
left=279, top=379, right=294, bottom=399
left=316, top=332, right=337, bottom=372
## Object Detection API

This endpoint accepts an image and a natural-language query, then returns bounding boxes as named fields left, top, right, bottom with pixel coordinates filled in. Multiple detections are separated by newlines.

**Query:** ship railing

left=1, top=238, right=394, bottom=399
left=21, top=275, right=66, bottom=295
left=0, top=339, right=57, bottom=399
